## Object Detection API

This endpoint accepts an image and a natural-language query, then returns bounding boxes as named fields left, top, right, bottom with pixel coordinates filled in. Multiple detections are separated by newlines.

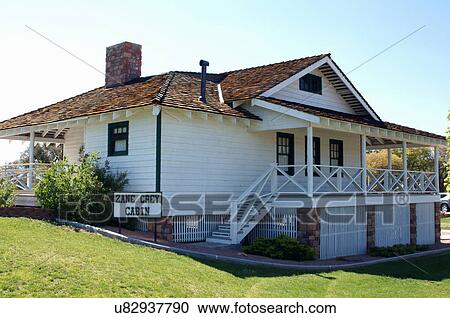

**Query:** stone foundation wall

left=367, top=206, right=375, bottom=249
left=435, top=202, right=441, bottom=244
left=0, top=207, right=54, bottom=220
left=297, top=208, right=321, bottom=258
left=147, top=217, right=173, bottom=241
left=410, top=203, right=417, bottom=245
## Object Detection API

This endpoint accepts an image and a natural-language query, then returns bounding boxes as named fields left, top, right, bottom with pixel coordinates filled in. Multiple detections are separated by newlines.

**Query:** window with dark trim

left=305, top=136, right=320, bottom=176
left=299, top=73, right=322, bottom=94
left=108, top=121, right=129, bottom=156
left=329, top=139, right=343, bottom=167
left=277, top=132, right=294, bottom=175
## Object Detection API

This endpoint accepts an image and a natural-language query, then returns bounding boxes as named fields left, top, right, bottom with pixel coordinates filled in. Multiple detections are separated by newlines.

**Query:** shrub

left=0, top=178, right=16, bottom=207
left=35, top=153, right=128, bottom=224
left=94, top=160, right=128, bottom=193
left=369, top=244, right=430, bottom=257
left=243, top=235, right=315, bottom=261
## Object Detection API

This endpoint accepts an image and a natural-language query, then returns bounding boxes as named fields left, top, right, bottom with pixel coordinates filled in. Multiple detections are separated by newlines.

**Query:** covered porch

left=0, top=120, right=75, bottom=197
left=244, top=98, right=446, bottom=199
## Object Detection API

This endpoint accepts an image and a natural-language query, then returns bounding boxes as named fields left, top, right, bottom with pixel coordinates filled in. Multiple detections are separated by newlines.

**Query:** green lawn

left=0, top=218, right=449, bottom=297
left=441, top=217, right=450, bottom=230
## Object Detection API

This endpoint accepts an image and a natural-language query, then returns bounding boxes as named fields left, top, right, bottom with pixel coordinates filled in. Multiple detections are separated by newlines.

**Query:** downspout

left=155, top=109, right=162, bottom=193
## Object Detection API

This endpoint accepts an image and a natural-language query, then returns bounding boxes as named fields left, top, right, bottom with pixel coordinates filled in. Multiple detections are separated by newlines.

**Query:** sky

left=0, top=0, right=448, bottom=163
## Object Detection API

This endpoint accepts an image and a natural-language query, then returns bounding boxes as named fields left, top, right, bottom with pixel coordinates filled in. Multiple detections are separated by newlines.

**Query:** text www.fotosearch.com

left=114, top=301, right=337, bottom=315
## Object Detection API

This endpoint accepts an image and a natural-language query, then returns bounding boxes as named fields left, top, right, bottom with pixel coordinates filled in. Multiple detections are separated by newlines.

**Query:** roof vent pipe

left=199, top=59, right=209, bottom=102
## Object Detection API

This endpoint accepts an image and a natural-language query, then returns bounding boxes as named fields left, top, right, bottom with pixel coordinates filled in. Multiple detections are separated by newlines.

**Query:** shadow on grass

left=189, top=251, right=450, bottom=282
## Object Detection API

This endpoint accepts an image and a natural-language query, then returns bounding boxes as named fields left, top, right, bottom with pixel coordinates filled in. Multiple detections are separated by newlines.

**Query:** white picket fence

left=173, top=214, right=229, bottom=243
left=245, top=208, right=297, bottom=243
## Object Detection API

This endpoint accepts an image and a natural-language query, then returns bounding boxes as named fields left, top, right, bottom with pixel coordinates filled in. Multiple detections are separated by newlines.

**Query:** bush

left=369, top=244, right=430, bottom=257
left=94, top=160, right=128, bottom=193
left=35, top=153, right=128, bottom=224
left=243, top=235, right=315, bottom=261
left=0, top=178, right=16, bottom=207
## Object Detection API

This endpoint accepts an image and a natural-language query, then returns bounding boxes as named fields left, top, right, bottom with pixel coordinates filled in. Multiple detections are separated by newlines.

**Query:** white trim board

left=251, top=98, right=320, bottom=124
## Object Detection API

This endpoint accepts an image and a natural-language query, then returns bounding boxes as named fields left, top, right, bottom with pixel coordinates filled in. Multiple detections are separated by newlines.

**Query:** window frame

left=276, top=132, right=295, bottom=176
left=329, top=139, right=344, bottom=168
left=108, top=121, right=129, bottom=157
left=299, top=73, right=322, bottom=95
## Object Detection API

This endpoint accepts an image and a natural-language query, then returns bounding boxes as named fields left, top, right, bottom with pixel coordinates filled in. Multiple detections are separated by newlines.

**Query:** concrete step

left=205, top=236, right=232, bottom=244
left=211, top=231, right=231, bottom=238
left=218, top=224, right=230, bottom=231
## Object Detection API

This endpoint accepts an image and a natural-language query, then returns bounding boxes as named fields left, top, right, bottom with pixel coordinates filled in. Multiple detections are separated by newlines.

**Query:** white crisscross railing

left=313, top=165, right=364, bottom=193
left=407, top=170, right=437, bottom=193
left=0, top=163, right=51, bottom=190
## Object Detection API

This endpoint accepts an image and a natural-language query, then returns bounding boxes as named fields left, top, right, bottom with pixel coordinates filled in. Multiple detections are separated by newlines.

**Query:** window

left=329, top=139, right=343, bottom=167
left=277, top=132, right=294, bottom=175
left=108, top=121, right=129, bottom=156
left=304, top=136, right=320, bottom=176
left=299, top=73, right=322, bottom=94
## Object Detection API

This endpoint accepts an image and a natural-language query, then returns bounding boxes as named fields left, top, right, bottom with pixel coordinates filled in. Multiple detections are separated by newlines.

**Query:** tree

left=366, top=150, right=402, bottom=169
left=392, top=148, right=434, bottom=172
left=18, top=143, right=63, bottom=163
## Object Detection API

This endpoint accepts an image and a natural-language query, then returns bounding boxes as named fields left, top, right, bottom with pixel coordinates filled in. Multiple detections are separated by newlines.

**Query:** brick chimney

left=105, top=42, right=142, bottom=88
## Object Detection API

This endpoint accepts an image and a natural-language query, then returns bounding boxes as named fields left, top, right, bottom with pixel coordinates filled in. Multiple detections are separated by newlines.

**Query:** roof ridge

left=154, top=72, right=176, bottom=104
left=218, top=53, right=330, bottom=76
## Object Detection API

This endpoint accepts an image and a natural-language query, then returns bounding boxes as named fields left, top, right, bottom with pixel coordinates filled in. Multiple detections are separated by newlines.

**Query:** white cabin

left=0, top=42, right=445, bottom=259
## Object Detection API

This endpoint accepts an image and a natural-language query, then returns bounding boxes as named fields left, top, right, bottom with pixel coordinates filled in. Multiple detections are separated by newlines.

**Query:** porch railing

left=0, top=163, right=51, bottom=190
left=236, top=164, right=437, bottom=199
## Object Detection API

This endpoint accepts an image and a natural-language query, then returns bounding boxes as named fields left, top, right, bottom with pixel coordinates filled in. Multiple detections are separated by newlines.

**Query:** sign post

left=114, top=193, right=162, bottom=241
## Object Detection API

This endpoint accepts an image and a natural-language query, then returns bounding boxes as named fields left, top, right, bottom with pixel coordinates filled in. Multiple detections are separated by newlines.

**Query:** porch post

left=402, top=141, right=408, bottom=192
left=27, top=130, right=35, bottom=189
left=434, top=146, right=439, bottom=193
left=387, top=148, right=392, bottom=170
left=361, top=134, right=367, bottom=194
left=306, top=124, right=313, bottom=197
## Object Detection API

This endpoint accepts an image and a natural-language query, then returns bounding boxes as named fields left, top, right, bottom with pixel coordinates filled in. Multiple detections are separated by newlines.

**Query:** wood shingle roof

left=0, top=54, right=444, bottom=141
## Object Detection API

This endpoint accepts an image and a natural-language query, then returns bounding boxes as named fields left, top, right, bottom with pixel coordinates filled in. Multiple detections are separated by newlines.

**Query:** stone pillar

left=434, top=202, right=441, bottom=244
left=297, top=208, right=321, bottom=258
left=147, top=217, right=173, bottom=241
left=366, top=205, right=376, bottom=249
left=410, top=203, right=417, bottom=245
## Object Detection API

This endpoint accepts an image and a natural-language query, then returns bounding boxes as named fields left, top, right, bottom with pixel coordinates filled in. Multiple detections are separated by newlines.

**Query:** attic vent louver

left=199, top=59, right=209, bottom=103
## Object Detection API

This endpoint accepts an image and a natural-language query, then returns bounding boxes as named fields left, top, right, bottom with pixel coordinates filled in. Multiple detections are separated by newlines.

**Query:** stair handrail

left=235, top=164, right=276, bottom=204
left=230, top=163, right=276, bottom=243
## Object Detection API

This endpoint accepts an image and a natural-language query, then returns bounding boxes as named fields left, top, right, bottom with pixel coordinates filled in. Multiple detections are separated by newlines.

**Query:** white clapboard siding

left=320, top=206, right=367, bottom=259
left=64, top=127, right=84, bottom=163
left=375, top=205, right=410, bottom=247
left=173, top=214, right=228, bottom=243
left=84, top=110, right=156, bottom=192
left=416, top=202, right=435, bottom=245
left=161, top=109, right=275, bottom=196
left=271, top=68, right=357, bottom=115
left=246, top=208, right=297, bottom=243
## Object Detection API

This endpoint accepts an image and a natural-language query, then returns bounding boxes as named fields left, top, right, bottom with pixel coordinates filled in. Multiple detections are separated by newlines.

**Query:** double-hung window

left=108, top=121, right=129, bottom=156
left=277, top=132, right=295, bottom=175
left=329, top=139, right=343, bottom=167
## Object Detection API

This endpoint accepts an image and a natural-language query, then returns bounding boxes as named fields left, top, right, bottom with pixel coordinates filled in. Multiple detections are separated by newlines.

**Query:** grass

left=1, top=217, right=450, bottom=297
left=441, top=216, right=450, bottom=230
